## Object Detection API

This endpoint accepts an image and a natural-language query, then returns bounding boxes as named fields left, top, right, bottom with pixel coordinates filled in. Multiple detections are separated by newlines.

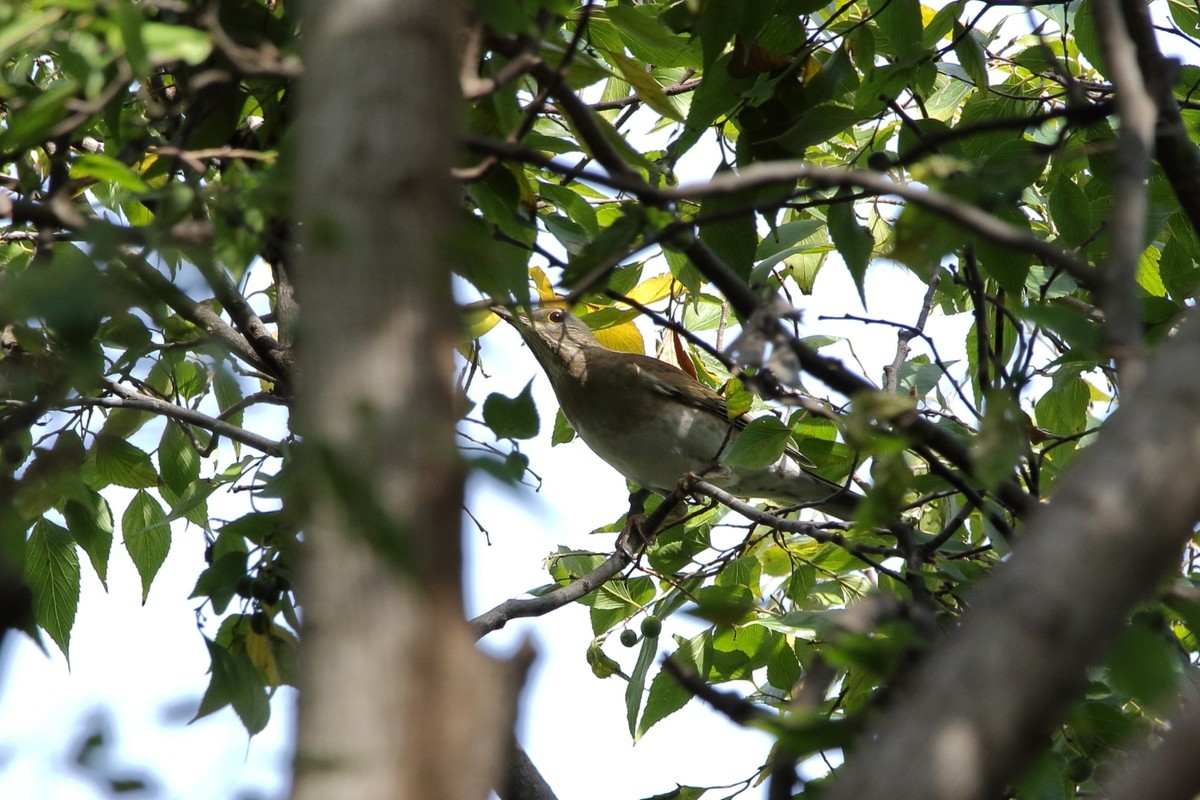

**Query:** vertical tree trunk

left=290, top=1, right=506, bottom=797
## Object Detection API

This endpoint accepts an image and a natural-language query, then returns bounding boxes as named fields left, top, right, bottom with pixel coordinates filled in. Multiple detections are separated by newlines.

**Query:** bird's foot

left=617, top=513, right=653, bottom=558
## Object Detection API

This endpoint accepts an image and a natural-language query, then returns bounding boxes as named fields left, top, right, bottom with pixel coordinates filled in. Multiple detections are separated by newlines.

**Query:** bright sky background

left=2, top=2, right=1190, bottom=798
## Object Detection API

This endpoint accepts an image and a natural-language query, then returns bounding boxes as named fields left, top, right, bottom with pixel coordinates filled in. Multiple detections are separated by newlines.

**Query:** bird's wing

left=630, top=354, right=818, bottom=468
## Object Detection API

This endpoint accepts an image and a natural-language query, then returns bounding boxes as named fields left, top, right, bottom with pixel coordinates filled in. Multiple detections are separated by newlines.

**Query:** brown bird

left=494, top=306, right=859, bottom=519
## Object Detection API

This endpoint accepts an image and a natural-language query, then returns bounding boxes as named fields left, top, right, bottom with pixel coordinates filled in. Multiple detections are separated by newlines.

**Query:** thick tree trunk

left=290, top=1, right=507, bottom=798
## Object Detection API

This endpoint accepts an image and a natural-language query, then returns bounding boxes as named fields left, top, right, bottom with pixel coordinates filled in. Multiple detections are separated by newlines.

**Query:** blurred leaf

left=482, top=380, right=539, bottom=441
left=1108, top=621, right=1177, bottom=708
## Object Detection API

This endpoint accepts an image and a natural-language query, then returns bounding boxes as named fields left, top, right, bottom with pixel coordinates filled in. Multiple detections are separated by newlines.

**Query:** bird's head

left=492, top=306, right=602, bottom=380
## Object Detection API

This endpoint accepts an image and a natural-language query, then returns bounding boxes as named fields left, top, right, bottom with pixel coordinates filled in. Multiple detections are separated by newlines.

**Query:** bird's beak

left=491, top=305, right=515, bottom=323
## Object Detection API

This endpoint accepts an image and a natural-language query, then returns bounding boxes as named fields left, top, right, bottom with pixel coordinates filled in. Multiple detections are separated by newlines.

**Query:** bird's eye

left=547, top=309, right=565, bottom=324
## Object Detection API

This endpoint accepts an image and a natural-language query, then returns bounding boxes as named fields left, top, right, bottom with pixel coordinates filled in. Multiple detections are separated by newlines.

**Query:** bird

left=492, top=305, right=860, bottom=520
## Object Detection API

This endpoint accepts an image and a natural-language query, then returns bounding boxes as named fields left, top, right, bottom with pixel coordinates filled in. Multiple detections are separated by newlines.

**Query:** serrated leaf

left=482, top=380, right=539, bottom=440
left=637, top=653, right=694, bottom=738
left=723, top=417, right=792, bottom=470
left=122, top=489, right=170, bottom=603
left=62, top=489, right=114, bottom=590
left=159, top=422, right=200, bottom=494
left=92, top=435, right=159, bottom=489
left=26, top=519, right=80, bottom=661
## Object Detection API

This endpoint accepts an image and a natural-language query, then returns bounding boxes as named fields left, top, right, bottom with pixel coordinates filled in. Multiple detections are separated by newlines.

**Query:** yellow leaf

left=463, top=308, right=500, bottom=341
left=621, top=273, right=677, bottom=306
left=529, top=267, right=568, bottom=306
left=603, top=49, right=684, bottom=122
left=503, top=162, right=538, bottom=210
left=594, top=320, right=644, bottom=354
left=798, top=53, right=821, bottom=84
left=246, top=628, right=281, bottom=687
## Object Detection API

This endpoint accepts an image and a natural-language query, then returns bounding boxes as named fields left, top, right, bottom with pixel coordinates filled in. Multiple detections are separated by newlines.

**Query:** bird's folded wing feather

left=631, top=354, right=817, bottom=468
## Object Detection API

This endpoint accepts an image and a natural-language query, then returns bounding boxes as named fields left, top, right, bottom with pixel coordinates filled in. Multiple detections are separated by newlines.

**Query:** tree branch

left=69, top=384, right=286, bottom=457
left=1119, top=3, right=1200, bottom=240
left=194, top=260, right=292, bottom=393
left=1094, top=0, right=1155, bottom=392
left=469, top=550, right=631, bottom=639
left=664, top=164, right=1096, bottom=293
left=118, top=250, right=266, bottom=370
left=823, top=306, right=1200, bottom=800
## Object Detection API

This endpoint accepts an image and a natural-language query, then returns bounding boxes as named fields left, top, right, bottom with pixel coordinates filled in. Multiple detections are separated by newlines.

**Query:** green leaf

left=190, top=551, right=249, bottom=615
left=686, top=585, right=755, bottom=626
left=971, top=390, right=1027, bottom=490
left=1067, top=700, right=1135, bottom=752
left=870, top=0, right=925, bottom=62
left=141, top=22, right=213, bottom=66
left=1048, top=175, right=1093, bottom=248
left=1108, top=621, right=1177, bottom=707
left=697, top=179, right=758, bottom=284
left=551, top=408, right=576, bottom=445
left=0, top=80, right=76, bottom=153
left=213, top=365, right=246, bottom=430
left=975, top=205, right=1033, bottom=295
left=482, top=380, right=539, bottom=440
left=122, top=489, right=170, bottom=603
left=828, top=198, right=874, bottom=296
left=1161, top=219, right=1200, bottom=302
left=1035, top=373, right=1089, bottom=437
left=606, top=5, right=701, bottom=68
left=723, top=416, right=792, bottom=470
left=69, top=154, right=150, bottom=193
left=953, top=24, right=987, bottom=89
left=562, top=205, right=647, bottom=287
left=603, top=49, right=683, bottom=122
left=62, top=489, right=114, bottom=590
left=91, top=435, right=159, bottom=489
left=637, top=654, right=694, bottom=739
left=194, top=636, right=271, bottom=735
left=26, top=519, right=80, bottom=661
left=159, top=421, right=201, bottom=495
left=626, top=634, right=659, bottom=740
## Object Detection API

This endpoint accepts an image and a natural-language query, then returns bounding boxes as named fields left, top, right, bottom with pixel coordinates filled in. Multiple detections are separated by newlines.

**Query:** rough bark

left=290, top=1, right=507, bottom=798
left=824, top=307, right=1200, bottom=800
